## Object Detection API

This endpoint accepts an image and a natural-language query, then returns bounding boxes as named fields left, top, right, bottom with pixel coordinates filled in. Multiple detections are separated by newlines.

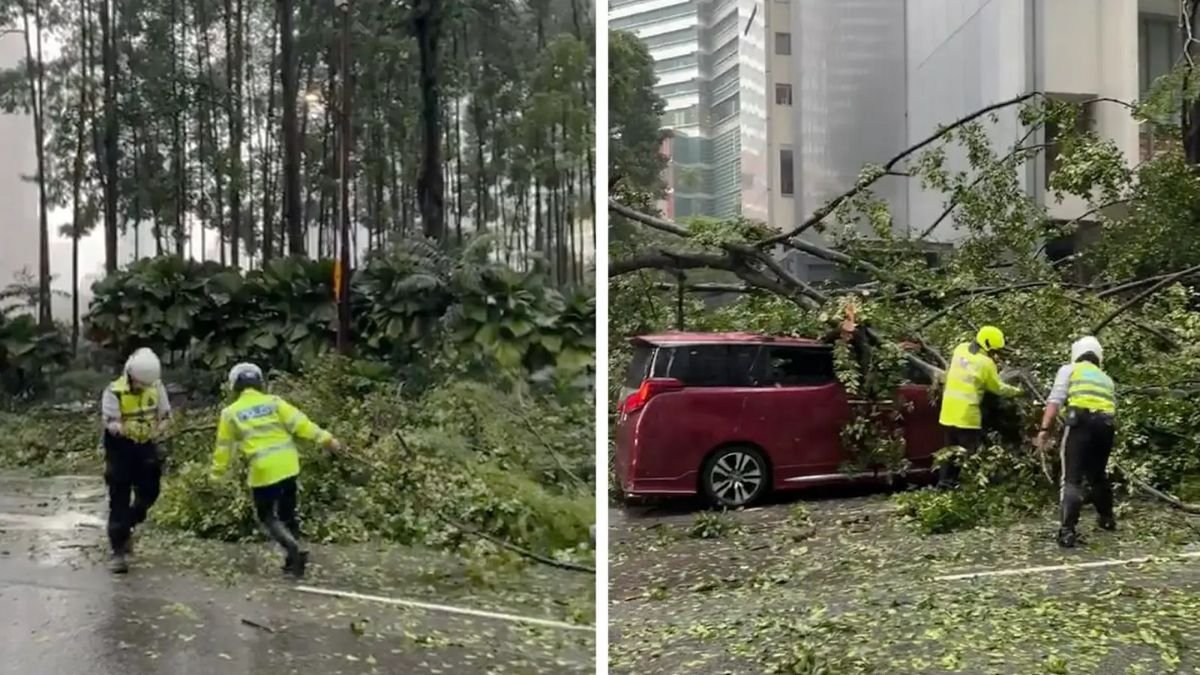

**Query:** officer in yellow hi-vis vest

left=1036, top=336, right=1117, bottom=548
left=100, top=347, right=171, bottom=573
left=210, top=363, right=341, bottom=577
left=936, top=325, right=1024, bottom=489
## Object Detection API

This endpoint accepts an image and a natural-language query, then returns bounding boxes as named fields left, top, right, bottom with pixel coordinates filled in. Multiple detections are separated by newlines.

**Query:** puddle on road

left=0, top=472, right=107, bottom=565
left=0, top=511, right=105, bottom=531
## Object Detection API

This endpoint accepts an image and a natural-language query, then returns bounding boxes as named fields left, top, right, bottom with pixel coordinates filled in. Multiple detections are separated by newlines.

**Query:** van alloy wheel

left=706, top=449, right=765, bottom=507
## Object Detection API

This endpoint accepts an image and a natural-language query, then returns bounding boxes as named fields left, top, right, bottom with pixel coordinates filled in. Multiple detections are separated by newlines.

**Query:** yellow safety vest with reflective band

left=938, top=342, right=1021, bottom=429
left=111, top=376, right=159, bottom=443
left=211, top=389, right=332, bottom=488
left=1067, top=362, right=1116, bottom=414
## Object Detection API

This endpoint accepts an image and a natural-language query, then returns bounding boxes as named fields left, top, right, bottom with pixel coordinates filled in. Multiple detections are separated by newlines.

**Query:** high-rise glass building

left=610, top=0, right=771, bottom=222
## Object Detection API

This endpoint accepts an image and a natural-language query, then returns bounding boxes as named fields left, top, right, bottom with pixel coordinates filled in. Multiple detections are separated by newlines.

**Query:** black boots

left=1057, top=527, right=1078, bottom=548
left=1058, top=518, right=1116, bottom=548
left=109, top=553, right=129, bottom=573
left=283, top=550, right=309, bottom=578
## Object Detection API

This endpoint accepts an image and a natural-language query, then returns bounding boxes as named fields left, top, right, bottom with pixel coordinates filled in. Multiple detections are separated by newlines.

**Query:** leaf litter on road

left=611, top=495, right=1200, bottom=673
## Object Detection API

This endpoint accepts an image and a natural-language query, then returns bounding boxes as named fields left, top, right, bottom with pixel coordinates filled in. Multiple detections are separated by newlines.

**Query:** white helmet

left=125, top=348, right=162, bottom=386
left=1071, top=335, right=1103, bottom=364
left=228, top=362, right=264, bottom=389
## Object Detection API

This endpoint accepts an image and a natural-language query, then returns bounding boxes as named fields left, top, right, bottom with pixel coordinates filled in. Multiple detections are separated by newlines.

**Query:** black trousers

left=252, top=476, right=301, bottom=556
left=103, top=432, right=162, bottom=554
left=1060, top=410, right=1115, bottom=531
left=937, top=426, right=982, bottom=488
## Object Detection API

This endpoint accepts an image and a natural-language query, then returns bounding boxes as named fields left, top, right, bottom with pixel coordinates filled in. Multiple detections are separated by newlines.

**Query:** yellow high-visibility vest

left=1067, top=362, right=1116, bottom=414
left=111, top=376, right=159, bottom=443
left=211, top=388, right=331, bottom=488
left=938, top=342, right=1021, bottom=429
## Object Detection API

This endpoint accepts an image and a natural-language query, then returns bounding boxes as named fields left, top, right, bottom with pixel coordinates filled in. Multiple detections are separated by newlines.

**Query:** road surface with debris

left=610, top=492, right=1200, bottom=674
left=0, top=473, right=594, bottom=674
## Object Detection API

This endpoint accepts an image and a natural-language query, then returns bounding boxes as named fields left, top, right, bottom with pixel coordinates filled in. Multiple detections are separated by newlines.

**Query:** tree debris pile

left=0, top=357, right=595, bottom=568
left=609, top=80, right=1200, bottom=526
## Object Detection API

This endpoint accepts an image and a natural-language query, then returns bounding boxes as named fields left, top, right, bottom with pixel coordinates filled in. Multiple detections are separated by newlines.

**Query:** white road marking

left=935, top=550, right=1200, bottom=582
left=293, top=585, right=594, bottom=633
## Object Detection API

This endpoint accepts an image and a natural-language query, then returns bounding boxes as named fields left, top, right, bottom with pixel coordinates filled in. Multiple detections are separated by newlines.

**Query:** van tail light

left=622, top=378, right=684, bottom=414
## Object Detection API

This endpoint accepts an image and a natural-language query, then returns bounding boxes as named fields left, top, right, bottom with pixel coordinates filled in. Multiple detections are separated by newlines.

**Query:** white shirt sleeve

left=156, top=381, right=172, bottom=417
left=100, top=384, right=121, bottom=422
left=1047, top=364, right=1074, bottom=406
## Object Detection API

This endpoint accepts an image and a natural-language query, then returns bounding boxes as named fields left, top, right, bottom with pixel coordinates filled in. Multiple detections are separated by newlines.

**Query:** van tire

left=701, top=445, right=769, bottom=508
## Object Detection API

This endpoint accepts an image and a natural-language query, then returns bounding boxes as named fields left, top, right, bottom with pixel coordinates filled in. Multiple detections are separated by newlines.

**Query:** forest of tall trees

left=0, top=0, right=595, bottom=330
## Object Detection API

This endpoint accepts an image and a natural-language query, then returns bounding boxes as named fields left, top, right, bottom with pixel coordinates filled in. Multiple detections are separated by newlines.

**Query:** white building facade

left=783, top=0, right=1180, bottom=253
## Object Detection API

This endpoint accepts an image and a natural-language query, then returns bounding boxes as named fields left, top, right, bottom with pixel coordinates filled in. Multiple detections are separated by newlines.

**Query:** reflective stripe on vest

left=251, top=440, right=296, bottom=463
left=1067, top=362, right=1115, bottom=414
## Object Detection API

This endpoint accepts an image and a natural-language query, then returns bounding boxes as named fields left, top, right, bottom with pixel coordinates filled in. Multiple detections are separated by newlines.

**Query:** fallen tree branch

left=1096, top=267, right=1200, bottom=299
left=609, top=250, right=733, bottom=277
left=434, top=512, right=597, bottom=574
left=761, top=92, right=1045, bottom=246
left=609, top=199, right=689, bottom=238
left=387, top=431, right=596, bottom=574
left=651, top=282, right=759, bottom=294
left=914, top=282, right=1056, bottom=331
left=916, top=134, right=1049, bottom=241
left=1112, top=464, right=1200, bottom=515
left=1093, top=262, right=1200, bottom=335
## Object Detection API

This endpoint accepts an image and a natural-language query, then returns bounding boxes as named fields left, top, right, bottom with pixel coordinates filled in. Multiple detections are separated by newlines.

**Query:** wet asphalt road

left=0, top=474, right=594, bottom=674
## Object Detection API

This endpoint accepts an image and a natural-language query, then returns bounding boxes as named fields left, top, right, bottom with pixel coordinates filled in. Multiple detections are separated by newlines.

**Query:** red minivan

left=614, top=332, right=943, bottom=507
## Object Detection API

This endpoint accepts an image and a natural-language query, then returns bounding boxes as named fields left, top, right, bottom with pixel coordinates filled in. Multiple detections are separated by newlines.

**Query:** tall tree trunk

left=262, top=15, right=278, bottom=261
left=414, top=0, right=445, bottom=242
left=1185, top=0, right=1200, bottom=164
left=279, top=0, right=302, bottom=256
left=100, top=0, right=118, bottom=272
left=20, top=0, right=51, bottom=326
left=171, top=0, right=185, bottom=258
left=224, top=0, right=245, bottom=266
left=71, top=0, right=90, bottom=351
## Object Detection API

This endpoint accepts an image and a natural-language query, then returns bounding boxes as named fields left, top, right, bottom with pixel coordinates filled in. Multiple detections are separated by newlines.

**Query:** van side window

left=726, top=345, right=760, bottom=386
left=760, top=346, right=836, bottom=386
left=669, top=345, right=729, bottom=386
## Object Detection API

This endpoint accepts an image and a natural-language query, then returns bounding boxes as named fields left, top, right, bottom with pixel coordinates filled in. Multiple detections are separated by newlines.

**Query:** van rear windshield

left=625, top=344, right=655, bottom=388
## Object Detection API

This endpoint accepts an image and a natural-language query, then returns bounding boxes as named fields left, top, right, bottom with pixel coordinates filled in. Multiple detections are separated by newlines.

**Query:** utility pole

left=335, top=0, right=352, bottom=354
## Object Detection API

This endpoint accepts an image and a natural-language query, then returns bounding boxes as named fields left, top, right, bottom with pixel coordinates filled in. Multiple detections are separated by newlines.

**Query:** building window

left=1140, top=14, right=1183, bottom=97
left=775, top=31, right=791, bottom=55
left=1044, top=96, right=1094, bottom=190
left=780, top=148, right=794, bottom=196
left=775, top=83, right=792, bottom=106
left=712, top=93, right=739, bottom=122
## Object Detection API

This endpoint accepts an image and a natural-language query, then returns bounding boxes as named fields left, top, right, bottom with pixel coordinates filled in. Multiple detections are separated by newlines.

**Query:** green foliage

left=687, top=511, right=741, bottom=539
left=608, top=29, right=667, bottom=213
left=0, top=312, right=70, bottom=401
left=0, top=358, right=595, bottom=562
left=84, top=242, right=594, bottom=386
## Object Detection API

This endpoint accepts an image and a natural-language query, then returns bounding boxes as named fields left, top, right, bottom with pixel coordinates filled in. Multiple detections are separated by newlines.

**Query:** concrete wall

left=905, top=0, right=1030, bottom=241
left=767, top=0, right=793, bottom=233
left=1042, top=0, right=1140, bottom=220
left=0, top=33, right=38, bottom=288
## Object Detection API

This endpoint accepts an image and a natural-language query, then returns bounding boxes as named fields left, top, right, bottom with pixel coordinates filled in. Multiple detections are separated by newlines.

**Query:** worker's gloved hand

left=1035, top=430, right=1052, bottom=451
left=325, top=437, right=343, bottom=453
left=998, top=367, right=1025, bottom=384
left=105, top=421, right=123, bottom=437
